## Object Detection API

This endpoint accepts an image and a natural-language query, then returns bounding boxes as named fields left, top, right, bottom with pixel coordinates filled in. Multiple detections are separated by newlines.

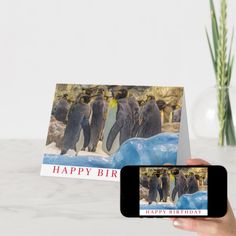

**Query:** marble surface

left=0, top=139, right=235, bottom=236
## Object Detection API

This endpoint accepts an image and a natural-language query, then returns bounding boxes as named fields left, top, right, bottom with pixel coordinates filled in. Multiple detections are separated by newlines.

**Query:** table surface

left=0, top=139, right=235, bottom=236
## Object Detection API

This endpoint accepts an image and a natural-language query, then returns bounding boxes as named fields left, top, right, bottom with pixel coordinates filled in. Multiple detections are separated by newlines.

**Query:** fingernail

left=173, top=219, right=184, bottom=228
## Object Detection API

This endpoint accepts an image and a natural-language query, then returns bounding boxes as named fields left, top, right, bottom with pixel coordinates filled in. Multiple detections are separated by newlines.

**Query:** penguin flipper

left=81, top=118, right=90, bottom=148
left=132, top=122, right=139, bottom=137
left=106, top=119, right=124, bottom=151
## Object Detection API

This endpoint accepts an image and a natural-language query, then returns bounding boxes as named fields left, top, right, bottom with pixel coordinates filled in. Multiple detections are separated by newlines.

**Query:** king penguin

left=137, top=95, right=162, bottom=138
left=128, top=96, right=140, bottom=137
left=105, top=88, right=132, bottom=153
left=88, top=88, right=107, bottom=152
left=61, top=94, right=91, bottom=154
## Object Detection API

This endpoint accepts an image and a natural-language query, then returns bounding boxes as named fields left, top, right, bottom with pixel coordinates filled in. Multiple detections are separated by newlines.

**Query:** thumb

left=173, top=218, right=218, bottom=234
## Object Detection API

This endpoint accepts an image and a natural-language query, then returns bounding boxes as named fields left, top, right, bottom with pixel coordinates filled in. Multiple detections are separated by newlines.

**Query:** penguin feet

left=60, top=149, right=67, bottom=155
left=88, top=146, right=96, bottom=152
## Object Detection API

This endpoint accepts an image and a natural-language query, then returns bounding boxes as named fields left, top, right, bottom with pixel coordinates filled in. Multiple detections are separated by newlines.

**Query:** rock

left=46, top=116, right=66, bottom=148
left=162, top=122, right=180, bottom=133
left=140, top=185, right=149, bottom=200
left=45, top=142, right=61, bottom=155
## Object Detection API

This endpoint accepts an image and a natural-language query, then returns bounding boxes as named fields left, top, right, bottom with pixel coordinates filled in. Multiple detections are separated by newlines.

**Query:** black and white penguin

left=128, top=96, right=140, bottom=137
left=137, top=95, right=162, bottom=138
left=61, top=94, right=91, bottom=154
left=88, top=89, right=107, bottom=152
left=171, top=169, right=188, bottom=201
left=187, top=172, right=199, bottom=194
left=161, top=170, right=170, bottom=202
left=106, top=88, right=132, bottom=152
left=148, top=174, right=162, bottom=205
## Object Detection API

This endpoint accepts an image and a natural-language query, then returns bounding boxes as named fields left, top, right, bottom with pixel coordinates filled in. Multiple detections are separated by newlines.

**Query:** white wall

left=0, top=0, right=235, bottom=139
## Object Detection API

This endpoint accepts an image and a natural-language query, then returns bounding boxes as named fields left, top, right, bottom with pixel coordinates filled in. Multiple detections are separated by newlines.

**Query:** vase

left=191, top=86, right=236, bottom=146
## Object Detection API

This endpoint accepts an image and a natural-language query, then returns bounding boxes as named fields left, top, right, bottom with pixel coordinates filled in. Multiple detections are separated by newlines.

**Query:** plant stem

left=217, top=0, right=227, bottom=146
left=207, top=0, right=236, bottom=146
left=217, top=87, right=226, bottom=146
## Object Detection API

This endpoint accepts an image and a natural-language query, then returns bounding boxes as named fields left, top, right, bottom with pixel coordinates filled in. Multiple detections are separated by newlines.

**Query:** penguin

left=137, top=95, right=162, bottom=138
left=75, top=94, right=92, bottom=151
left=187, top=172, right=199, bottom=194
left=106, top=88, right=132, bottom=152
left=148, top=173, right=162, bottom=204
left=141, top=173, right=149, bottom=188
left=161, top=170, right=170, bottom=202
left=100, top=96, right=109, bottom=141
left=61, top=94, right=91, bottom=155
left=53, top=94, right=69, bottom=123
left=155, top=172, right=163, bottom=201
left=88, top=89, right=107, bottom=152
left=169, top=172, right=176, bottom=201
left=128, top=96, right=140, bottom=137
left=156, top=99, right=166, bottom=111
left=172, top=108, right=182, bottom=122
left=171, top=169, right=188, bottom=202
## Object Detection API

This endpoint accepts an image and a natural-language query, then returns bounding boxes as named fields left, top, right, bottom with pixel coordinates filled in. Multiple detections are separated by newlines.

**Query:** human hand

left=172, top=158, right=236, bottom=236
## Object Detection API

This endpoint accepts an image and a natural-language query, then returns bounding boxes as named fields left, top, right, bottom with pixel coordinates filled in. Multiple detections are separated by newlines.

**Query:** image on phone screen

left=139, top=167, right=208, bottom=216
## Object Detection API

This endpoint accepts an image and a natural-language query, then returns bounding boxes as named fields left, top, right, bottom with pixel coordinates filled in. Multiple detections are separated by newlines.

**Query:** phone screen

left=139, top=167, right=208, bottom=216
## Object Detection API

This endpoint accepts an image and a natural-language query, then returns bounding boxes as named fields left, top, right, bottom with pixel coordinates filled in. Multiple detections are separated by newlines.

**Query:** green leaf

left=225, top=97, right=236, bottom=145
left=227, top=29, right=234, bottom=83
left=226, top=121, right=236, bottom=145
left=228, top=55, right=234, bottom=84
left=206, top=28, right=217, bottom=75
left=210, top=0, right=219, bottom=59
left=210, top=0, right=219, bottom=36
left=209, top=0, right=236, bottom=146
left=228, top=29, right=234, bottom=63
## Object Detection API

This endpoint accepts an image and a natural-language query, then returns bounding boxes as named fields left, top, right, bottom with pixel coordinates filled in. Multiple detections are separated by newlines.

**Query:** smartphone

left=120, top=165, right=227, bottom=218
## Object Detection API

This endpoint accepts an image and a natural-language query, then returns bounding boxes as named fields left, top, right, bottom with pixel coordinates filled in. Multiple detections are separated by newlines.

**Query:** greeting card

left=41, top=84, right=190, bottom=181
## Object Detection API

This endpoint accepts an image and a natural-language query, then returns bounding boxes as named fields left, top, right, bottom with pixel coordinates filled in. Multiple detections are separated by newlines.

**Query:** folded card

left=41, top=84, right=190, bottom=181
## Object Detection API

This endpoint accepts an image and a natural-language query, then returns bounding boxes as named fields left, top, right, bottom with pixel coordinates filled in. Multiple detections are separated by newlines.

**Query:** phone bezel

left=120, top=165, right=227, bottom=218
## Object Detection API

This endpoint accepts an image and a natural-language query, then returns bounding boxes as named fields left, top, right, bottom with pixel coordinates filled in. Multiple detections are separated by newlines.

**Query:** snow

left=140, top=197, right=175, bottom=206
left=45, top=141, right=109, bottom=157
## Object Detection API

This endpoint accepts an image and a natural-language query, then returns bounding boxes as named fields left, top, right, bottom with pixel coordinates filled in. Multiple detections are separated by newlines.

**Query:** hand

left=172, top=158, right=236, bottom=236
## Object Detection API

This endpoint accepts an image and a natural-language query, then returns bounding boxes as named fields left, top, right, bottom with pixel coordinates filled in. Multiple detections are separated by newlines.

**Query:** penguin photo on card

left=41, top=84, right=190, bottom=181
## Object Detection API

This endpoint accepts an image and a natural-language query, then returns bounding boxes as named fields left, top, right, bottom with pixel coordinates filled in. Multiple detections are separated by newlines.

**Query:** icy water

left=43, top=133, right=179, bottom=169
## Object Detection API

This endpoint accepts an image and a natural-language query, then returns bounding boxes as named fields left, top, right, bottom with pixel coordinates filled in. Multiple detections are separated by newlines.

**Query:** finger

left=173, top=218, right=218, bottom=234
left=187, top=158, right=210, bottom=165
left=222, top=201, right=235, bottom=221
left=187, top=158, right=210, bottom=166
left=164, top=163, right=173, bottom=166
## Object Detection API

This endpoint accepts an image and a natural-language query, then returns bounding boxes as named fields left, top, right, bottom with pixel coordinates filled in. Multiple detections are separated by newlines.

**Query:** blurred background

left=0, top=0, right=235, bottom=139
